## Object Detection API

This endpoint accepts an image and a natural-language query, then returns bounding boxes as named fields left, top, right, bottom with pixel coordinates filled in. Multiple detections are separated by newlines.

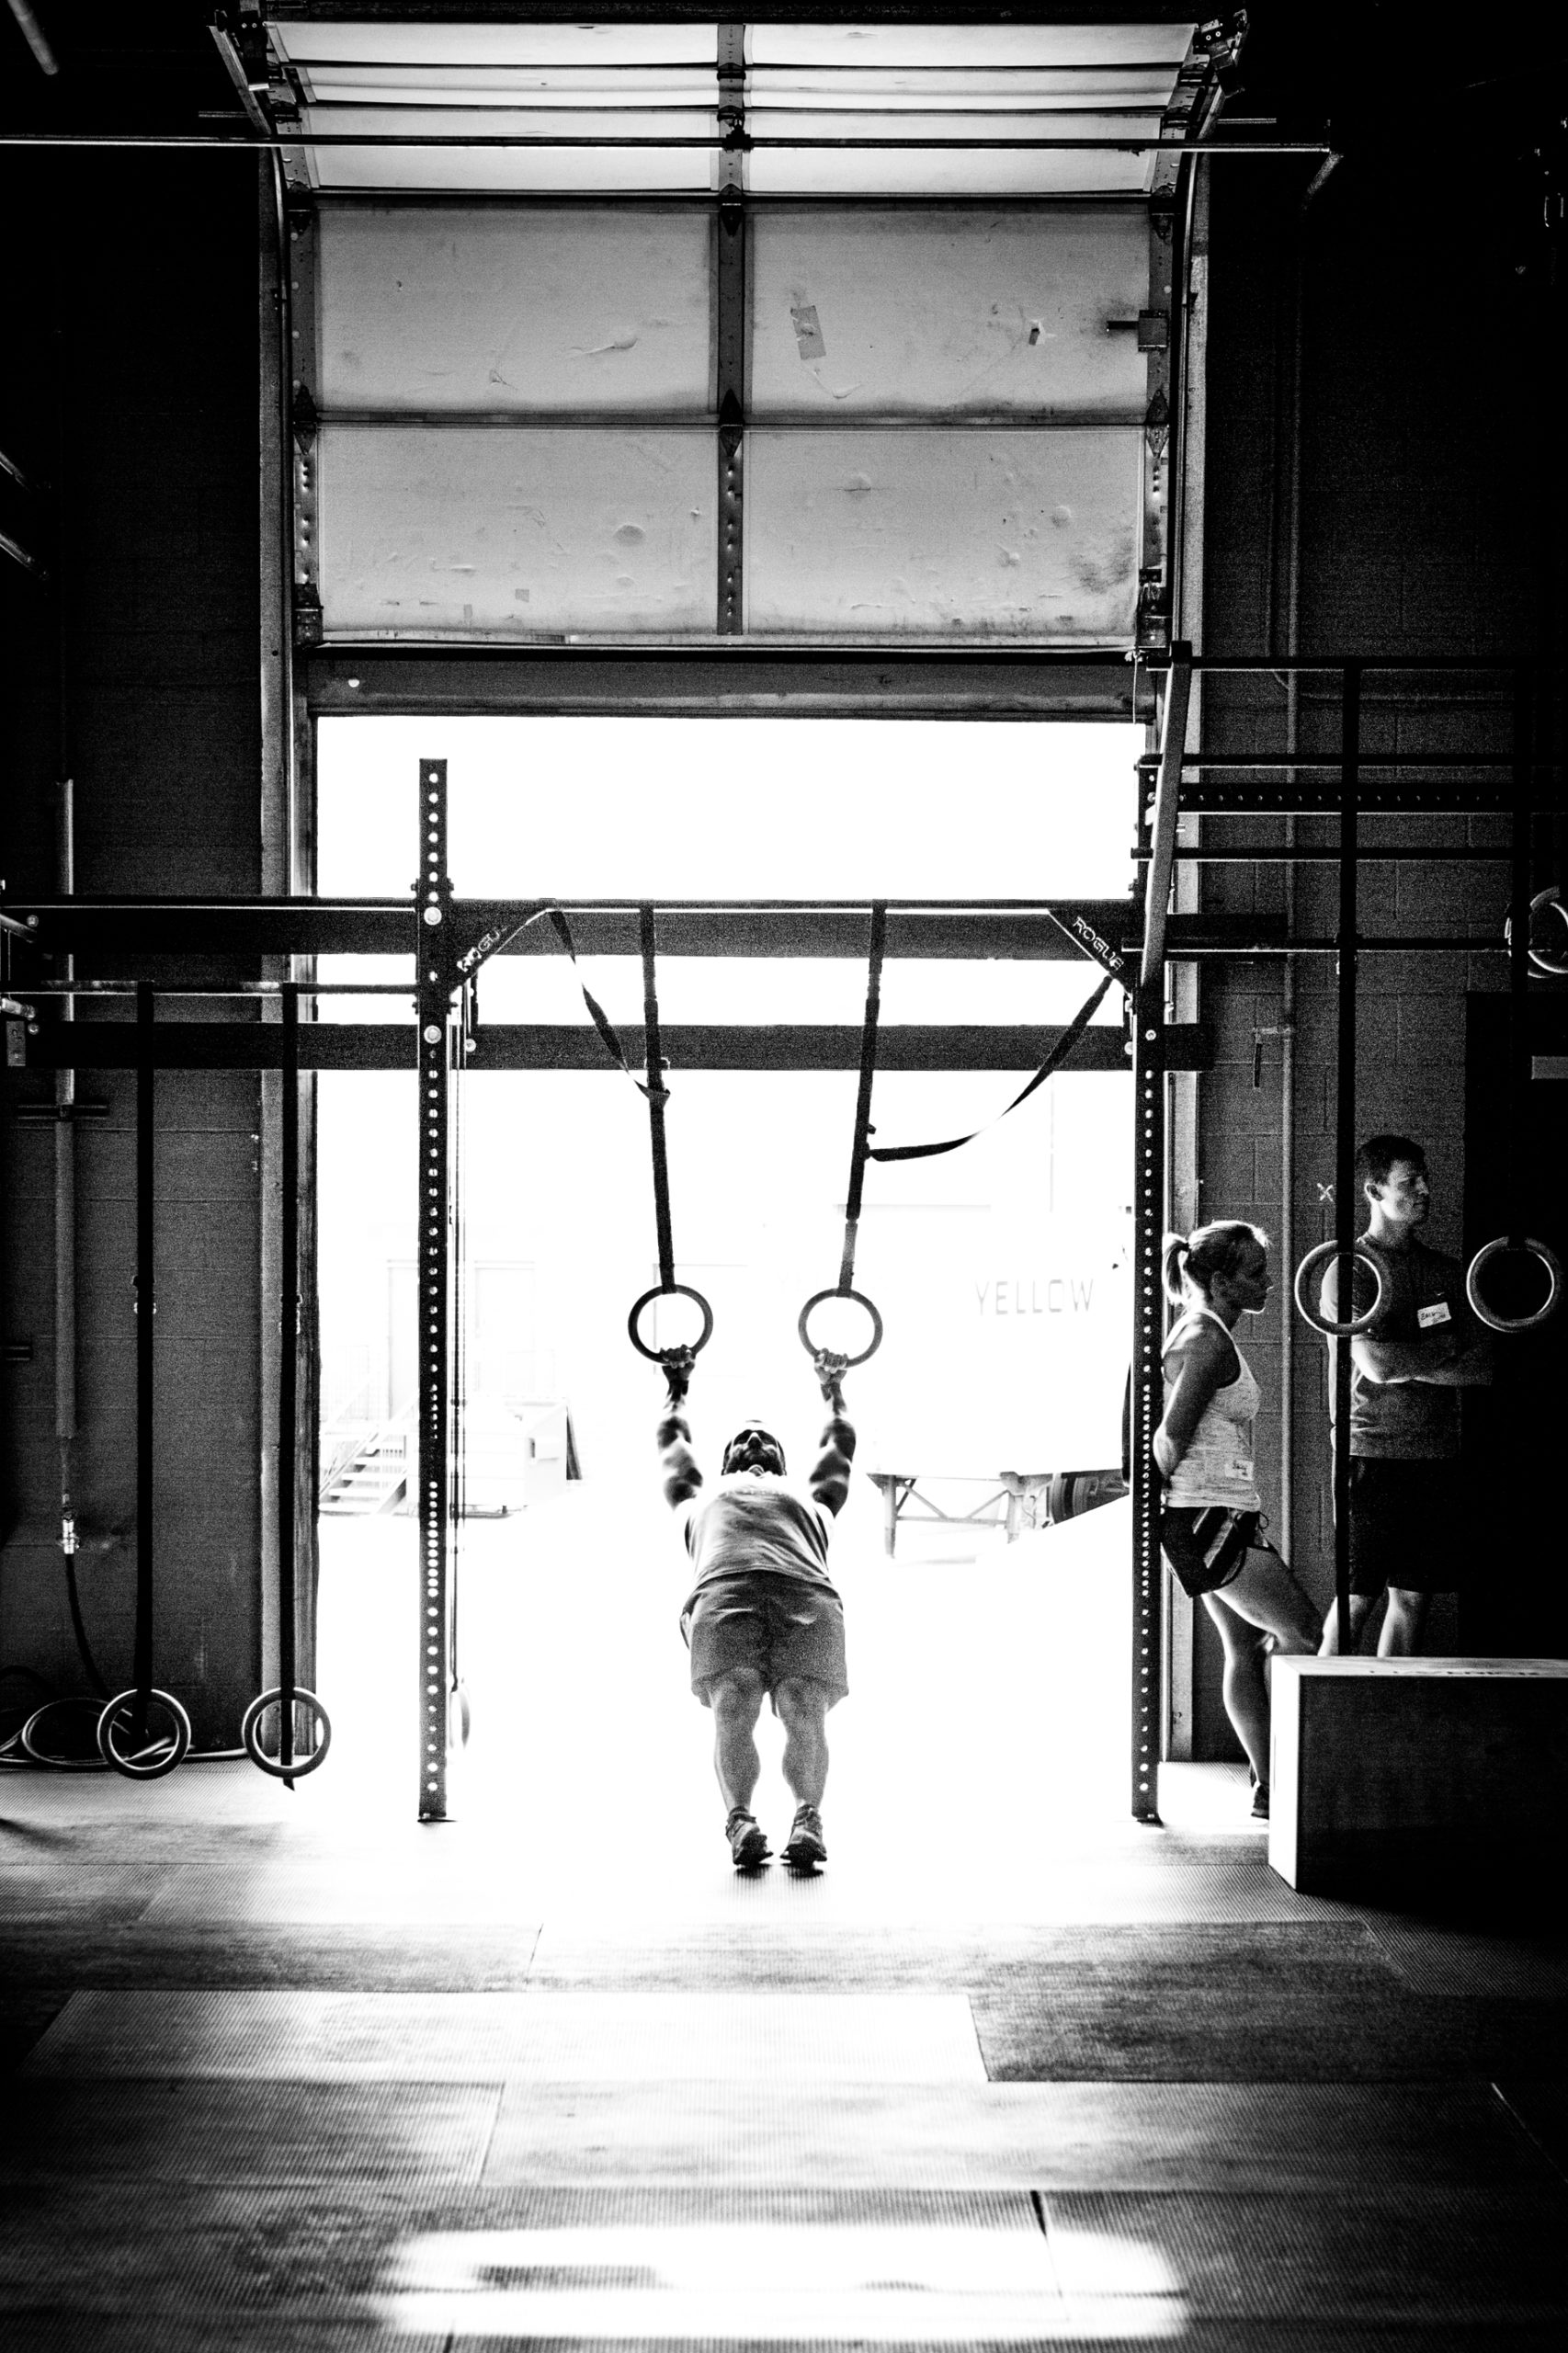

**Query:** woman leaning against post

left=1155, top=1222, right=1321, bottom=1821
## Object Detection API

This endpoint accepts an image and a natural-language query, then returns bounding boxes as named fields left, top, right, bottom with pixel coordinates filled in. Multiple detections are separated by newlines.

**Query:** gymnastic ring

left=797, top=1287, right=885, bottom=1369
left=20, top=1695, right=113, bottom=1769
left=96, top=1688, right=193, bottom=1780
left=627, top=1282, right=714, bottom=1362
left=450, top=1681, right=472, bottom=1750
left=240, top=1688, right=334, bottom=1779
left=1505, top=884, right=1568, bottom=980
left=1464, top=1235, right=1563, bottom=1334
left=1291, top=1240, right=1391, bottom=1337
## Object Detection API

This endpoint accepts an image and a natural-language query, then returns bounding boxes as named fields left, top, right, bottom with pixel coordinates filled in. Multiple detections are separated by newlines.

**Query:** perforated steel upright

left=415, top=758, right=455, bottom=1821
left=1130, top=982, right=1165, bottom=1824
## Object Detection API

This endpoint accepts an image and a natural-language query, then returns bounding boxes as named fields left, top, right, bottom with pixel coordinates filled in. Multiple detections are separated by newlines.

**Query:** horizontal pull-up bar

left=18, top=1020, right=1188, bottom=1076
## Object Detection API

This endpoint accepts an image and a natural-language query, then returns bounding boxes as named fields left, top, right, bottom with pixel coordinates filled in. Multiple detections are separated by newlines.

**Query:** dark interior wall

left=1, top=143, right=264, bottom=1746
left=1190, top=63, right=1563, bottom=1748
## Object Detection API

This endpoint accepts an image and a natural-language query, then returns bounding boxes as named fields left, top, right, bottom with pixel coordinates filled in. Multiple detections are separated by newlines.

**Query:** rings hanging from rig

left=240, top=1688, right=334, bottom=1780
left=96, top=1688, right=192, bottom=1780
left=628, top=1281, right=715, bottom=1362
left=1464, top=1235, right=1563, bottom=1335
left=1505, top=883, right=1568, bottom=980
left=797, top=1286, right=884, bottom=1369
left=1291, top=1239, right=1391, bottom=1338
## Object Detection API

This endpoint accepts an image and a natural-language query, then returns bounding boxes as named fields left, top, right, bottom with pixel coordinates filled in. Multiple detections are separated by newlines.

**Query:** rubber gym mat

left=0, top=1865, right=172, bottom=1926
left=1365, top=1926, right=1568, bottom=1997
left=525, top=1912, right=1347, bottom=1994
left=142, top=1863, right=551, bottom=1926
left=0, top=2080, right=502, bottom=2186
left=967, top=1921, right=1568, bottom=2080
left=1040, top=2188, right=1568, bottom=2324
left=1, top=2325, right=448, bottom=2353
left=1, top=1993, right=68, bottom=2071
left=11, top=2323, right=1568, bottom=2353
left=1493, top=2080, right=1568, bottom=2178
left=0, top=1922, right=547, bottom=1993
left=21, top=1989, right=987, bottom=2083
left=0, top=2185, right=1049, bottom=2320
left=479, top=2080, right=1554, bottom=2191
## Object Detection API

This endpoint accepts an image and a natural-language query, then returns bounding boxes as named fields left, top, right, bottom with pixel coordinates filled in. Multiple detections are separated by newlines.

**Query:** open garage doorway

left=313, top=715, right=1142, bottom=1884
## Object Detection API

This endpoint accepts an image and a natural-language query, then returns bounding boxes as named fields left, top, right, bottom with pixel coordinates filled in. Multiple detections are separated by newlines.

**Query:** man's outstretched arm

left=808, top=1348, right=856, bottom=1517
left=657, top=1345, right=703, bottom=1509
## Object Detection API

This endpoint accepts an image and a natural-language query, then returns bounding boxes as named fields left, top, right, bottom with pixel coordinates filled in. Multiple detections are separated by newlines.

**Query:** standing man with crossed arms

left=1319, top=1133, right=1494, bottom=1656
left=656, top=1342, right=855, bottom=1870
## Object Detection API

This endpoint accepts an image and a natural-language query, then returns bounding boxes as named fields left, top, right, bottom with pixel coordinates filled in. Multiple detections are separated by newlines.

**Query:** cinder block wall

left=1190, top=147, right=1551, bottom=1750
left=0, top=153, right=263, bottom=1748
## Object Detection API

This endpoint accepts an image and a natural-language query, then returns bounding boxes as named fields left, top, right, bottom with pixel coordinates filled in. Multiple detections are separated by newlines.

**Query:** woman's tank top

left=1162, top=1303, right=1263, bottom=1510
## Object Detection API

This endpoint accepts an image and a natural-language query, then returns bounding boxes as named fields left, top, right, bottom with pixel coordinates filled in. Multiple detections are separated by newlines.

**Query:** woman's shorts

left=1161, top=1505, right=1267, bottom=1600
left=682, top=1573, right=848, bottom=1707
left=1345, top=1459, right=1468, bottom=1597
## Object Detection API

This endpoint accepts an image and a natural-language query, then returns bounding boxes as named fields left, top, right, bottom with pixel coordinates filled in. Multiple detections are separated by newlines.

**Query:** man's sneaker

left=726, top=1808, right=770, bottom=1870
left=1250, top=1780, right=1270, bottom=1821
left=782, top=1803, right=827, bottom=1870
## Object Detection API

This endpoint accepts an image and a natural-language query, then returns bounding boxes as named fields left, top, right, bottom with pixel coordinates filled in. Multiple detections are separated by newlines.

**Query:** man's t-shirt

left=680, top=1473, right=837, bottom=1599
left=1321, top=1236, right=1467, bottom=1459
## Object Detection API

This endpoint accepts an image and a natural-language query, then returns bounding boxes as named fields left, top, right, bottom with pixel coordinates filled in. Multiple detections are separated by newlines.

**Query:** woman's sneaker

left=782, top=1804, right=827, bottom=1870
left=726, top=1808, right=770, bottom=1870
left=1250, top=1780, right=1270, bottom=1821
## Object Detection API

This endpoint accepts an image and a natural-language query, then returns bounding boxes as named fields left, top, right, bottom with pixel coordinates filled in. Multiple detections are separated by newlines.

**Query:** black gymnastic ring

left=240, top=1688, right=334, bottom=1779
left=96, top=1688, right=193, bottom=1780
left=1505, top=885, right=1568, bottom=981
left=1291, top=1240, right=1391, bottom=1338
left=797, top=1286, right=885, bottom=1369
left=627, top=1282, right=715, bottom=1361
left=1464, top=1235, right=1563, bottom=1334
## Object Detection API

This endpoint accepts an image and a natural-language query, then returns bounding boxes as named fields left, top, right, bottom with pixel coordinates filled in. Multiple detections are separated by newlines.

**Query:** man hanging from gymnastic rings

left=655, top=1342, right=856, bottom=1872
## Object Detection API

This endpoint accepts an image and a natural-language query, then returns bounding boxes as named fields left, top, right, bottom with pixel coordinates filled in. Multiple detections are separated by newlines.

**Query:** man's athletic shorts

left=683, top=1574, right=848, bottom=1707
left=1161, top=1506, right=1276, bottom=1601
left=1346, top=1459, right=1467, bottom=1596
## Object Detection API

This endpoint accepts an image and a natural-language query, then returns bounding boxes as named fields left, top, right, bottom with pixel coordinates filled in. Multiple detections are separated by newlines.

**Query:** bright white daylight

left=314, top=716, right=1142, bottom=1873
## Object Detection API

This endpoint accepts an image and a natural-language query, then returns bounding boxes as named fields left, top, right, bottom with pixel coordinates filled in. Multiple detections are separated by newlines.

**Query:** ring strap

left=869, top=971, right=1115, bottom=1165
left=836, top=903, right=886, bottom=1295
left=640, top=906, right=677, bottom=1292
left=539, top=905, right=658, bottom=1100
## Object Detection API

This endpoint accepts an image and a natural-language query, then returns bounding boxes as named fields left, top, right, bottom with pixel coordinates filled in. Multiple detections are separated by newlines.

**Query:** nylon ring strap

left=529, top=904, right=660, bottom=1102
left=640, top=904, right=677, bottom=1290
left=868, top=968, right=1116, bottom=1165
left=836, top=902, right=887, bottom=1294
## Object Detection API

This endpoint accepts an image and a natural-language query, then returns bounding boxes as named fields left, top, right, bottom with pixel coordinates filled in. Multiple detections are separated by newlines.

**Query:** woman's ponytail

left=1162, top=1233, right=1192, bottom=1304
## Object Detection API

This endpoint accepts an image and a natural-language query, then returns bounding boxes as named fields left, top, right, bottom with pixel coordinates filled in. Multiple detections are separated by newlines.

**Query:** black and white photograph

left=2, top=2, right=1566, bottom=2344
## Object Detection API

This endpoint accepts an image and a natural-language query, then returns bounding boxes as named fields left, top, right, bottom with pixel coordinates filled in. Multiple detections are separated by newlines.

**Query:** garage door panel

left=318, top=427, right=716, bottom=636
left=745, top=427, right=1141, bottom=639
left=319, top=208, right=713, bottom=411
left=750, top=209, right=1149, bottom=415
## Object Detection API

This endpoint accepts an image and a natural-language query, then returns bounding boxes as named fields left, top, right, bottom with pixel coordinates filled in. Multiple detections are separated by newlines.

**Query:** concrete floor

left=4, top=1494, right=1567, bottom=2346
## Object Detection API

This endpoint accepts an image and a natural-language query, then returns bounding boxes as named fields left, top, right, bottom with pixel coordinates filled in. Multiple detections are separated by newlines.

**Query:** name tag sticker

left=1417, top=1302, right=1452, bottom=1328
left=1230, top=1457, right=1254, bottom=1482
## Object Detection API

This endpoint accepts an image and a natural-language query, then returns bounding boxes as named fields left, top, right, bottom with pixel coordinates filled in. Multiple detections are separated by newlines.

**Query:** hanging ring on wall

left=797, top=1286, right=885, bottom=1369
left=628, top=1282, right=714, bottom=1362
left=240, top=1688, right=334, bottom=1779
left=1505, top=884, right=1568, bottom=980
left=1463, top=1235, right=1563, bottom=1334
left=96, top=1688, right=193, bottom=1780
left=1291, top=1240, right=1391, bottom=1337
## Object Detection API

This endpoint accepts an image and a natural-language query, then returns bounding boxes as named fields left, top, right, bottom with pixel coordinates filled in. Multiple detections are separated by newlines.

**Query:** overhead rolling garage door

left=256, top=15, right=1219, bottom=649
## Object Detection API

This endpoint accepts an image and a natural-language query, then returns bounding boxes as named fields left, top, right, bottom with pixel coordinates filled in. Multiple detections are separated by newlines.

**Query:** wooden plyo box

left=1269, top=1658, right=1568, bottom=1893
